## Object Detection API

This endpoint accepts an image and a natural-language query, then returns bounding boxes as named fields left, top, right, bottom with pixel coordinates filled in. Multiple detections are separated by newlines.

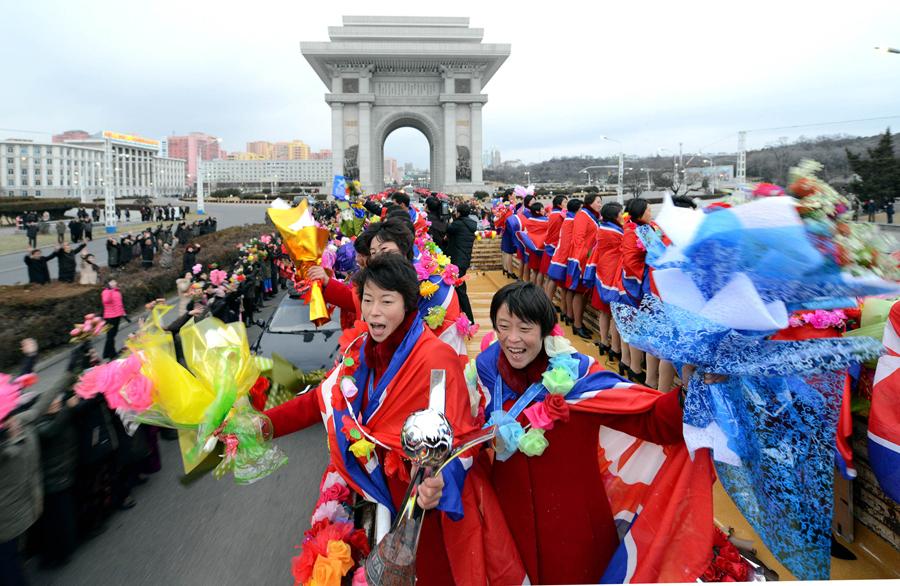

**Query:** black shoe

left=618, top=362, right=629, bottom=376
left=118, top=497, right=137, bottom=510
left=608, top=349, right=622, bottom=363
left=573, top=327, right=592, bottom=340
left=628, top=368, right=646, bottom=385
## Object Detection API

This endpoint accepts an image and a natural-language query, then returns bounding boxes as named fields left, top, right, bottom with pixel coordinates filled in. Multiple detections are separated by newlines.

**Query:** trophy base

left=364, top=515, right=419, bottom=586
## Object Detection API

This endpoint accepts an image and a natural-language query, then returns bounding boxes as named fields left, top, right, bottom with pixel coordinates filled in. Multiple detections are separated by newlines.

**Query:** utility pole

left=617, top=152, right=624, bottom=204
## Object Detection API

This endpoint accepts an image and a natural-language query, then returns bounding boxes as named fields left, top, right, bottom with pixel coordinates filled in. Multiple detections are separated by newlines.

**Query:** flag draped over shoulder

left=475, top=340, right=715, bottom=583
left=869, top=301, right=900, bottom=503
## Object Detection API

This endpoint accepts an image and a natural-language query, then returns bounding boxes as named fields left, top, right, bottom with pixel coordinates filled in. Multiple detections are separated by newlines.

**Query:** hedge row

left=0, top=224, right=267, bottom=370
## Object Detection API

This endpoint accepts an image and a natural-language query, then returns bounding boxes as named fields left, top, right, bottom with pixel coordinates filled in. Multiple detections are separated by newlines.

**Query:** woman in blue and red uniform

left=586, top=202, right=626, bottom=365
left=547, top=198, right=582, bottom=325
left=539, top=194, right=567, bottom=306
left=475, top=282, right=703, bottom=584
left=614, top=198, right=677, bottom=391
left=565, top=193, right=601, bottom=339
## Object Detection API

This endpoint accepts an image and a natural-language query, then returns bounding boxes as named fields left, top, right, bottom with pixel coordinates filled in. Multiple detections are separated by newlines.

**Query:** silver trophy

left=365, top=372, right=494, bottom=585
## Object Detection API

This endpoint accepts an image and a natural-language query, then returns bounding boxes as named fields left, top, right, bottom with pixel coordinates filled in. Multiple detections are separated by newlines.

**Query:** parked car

left=252, top=294, right=342, bottom=373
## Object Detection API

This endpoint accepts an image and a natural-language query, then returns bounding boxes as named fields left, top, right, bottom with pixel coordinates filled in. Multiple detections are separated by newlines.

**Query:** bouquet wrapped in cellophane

left=267, top=198, right=332, bottom=327
left=75, top=305, right=287, bottom=484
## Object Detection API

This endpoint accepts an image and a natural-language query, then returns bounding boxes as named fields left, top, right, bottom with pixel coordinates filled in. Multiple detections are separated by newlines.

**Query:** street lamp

left=524, top=170, right=531, bottom=185
left=580, top=169, right=592, bottom=186
left=601, top=136, right=624, bottom=204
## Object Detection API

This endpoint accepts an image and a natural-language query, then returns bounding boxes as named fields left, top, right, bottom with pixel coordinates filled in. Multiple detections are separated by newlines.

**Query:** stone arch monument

left=302, top=16, right=510, bottom=194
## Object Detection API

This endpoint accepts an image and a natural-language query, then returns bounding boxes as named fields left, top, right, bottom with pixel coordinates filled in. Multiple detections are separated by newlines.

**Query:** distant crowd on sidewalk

left=23, top=217, right=218, bottom=286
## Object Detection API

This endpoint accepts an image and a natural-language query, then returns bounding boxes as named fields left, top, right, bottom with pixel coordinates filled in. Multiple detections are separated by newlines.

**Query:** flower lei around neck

left=476, top=327, right=579, bottom=460
left=414, top=238, right=479, bottom=337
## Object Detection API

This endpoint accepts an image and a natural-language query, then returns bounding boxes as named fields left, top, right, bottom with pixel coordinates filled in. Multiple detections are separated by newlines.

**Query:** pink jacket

left=101, top=287, right=125, bottom=319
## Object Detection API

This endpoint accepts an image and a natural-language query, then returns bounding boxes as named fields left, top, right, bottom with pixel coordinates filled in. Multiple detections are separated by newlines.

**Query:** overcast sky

left=3, top=0, right=900, bottom=169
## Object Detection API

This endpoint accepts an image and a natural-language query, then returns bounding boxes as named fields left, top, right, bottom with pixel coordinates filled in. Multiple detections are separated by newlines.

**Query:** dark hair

left=363, top=200, right=383, bottom=216
left=552, top=194, right=567, bottom=208
left=671, top=195, right=697, bottom=209
left=425, top=197, right=441, bottom=214
left=600, top=202, right=623, bottom=224
left=490, top=281, right=557, bottom=337
left=391, top=192, right=410, bottom=209
left=529, top=202, right=543, bottom=215
left=456, top=203, right=471, bottom=217
left=353, top=253, right=419, bottom=314
left=566, top=198, right=583, bottom=213
left=625, top=198, right=649, bottom=224
left=368, top=219, right=414, bottom=260
left=523, top=194, right=535, bottom=208
left=584, top=193, right=600, bottom=207
left=354, top=230, right=373, bottom=256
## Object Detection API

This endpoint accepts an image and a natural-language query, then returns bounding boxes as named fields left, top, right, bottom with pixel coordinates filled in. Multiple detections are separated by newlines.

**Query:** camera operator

left=444, top=202, right=479, bottom=322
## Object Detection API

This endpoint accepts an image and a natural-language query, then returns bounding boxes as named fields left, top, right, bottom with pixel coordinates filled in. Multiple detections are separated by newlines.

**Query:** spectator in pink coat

left=101, top=279, right=125, bottom=360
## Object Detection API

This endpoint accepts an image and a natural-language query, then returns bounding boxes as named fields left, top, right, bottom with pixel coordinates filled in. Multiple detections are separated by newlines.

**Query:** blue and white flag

left=332, top=175, right=347, bottom=201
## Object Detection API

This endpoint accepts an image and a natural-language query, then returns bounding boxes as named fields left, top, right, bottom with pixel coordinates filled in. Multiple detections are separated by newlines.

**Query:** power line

left=745, top=115, right=900, bottom=134
left=0, top=127, right=53, bottom=135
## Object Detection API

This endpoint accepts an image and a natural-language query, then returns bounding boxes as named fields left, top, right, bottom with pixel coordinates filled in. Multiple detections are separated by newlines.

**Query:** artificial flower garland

left=480, top=327, right=578, bottom=460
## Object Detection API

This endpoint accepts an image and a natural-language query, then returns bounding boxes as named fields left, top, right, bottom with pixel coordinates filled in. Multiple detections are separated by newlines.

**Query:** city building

left=491, top=147, right=501, bottom=170
left=247, top=141, right=274, bottom=159
left=310, top=149, right=332, bottom=160
left=159, top=137, right=169, bottom=158
left=199, top=158, right=331, bottom=192
left=384, top=157, right=400, bottom=184
left=52, top=130, right=91, bottom=144
left=2, top=131, right=186, bottom=198
left=167, top=132, right=224, bottom=185
left=226, top=151, right=264, bottom=160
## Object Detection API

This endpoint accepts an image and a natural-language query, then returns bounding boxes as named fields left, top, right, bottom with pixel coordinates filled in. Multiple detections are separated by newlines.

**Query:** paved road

left=0, top=200, right=271, bottom=285
left=23, top=289, right=329, bottom=586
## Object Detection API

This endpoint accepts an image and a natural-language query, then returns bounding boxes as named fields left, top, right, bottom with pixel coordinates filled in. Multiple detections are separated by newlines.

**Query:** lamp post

left=524, top=170, right=531, bottom=186
left=196, top=141, right=205, bottom=215
left=581, top=169, right=592, bottom=186
left=601, top=136, right=624, bottom=204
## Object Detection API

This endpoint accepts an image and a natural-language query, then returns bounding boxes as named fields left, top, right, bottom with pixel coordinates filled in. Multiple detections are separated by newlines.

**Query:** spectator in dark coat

left=55, top=242, right=87, bottom=283
left=55, top=220, right=66, bottom=245
left=83, top=217, right=93, bottom=241
left=24, top=248, right=58, bottom=284
left=182, top=244, right=199, bottom=274
left=886, top=200, right=895, bottom=224
left=26, top=222, right=39, bottom=248
left=68, top=219, right=83, bottom=243
left=444, top=203, right=478, bottom=322
left=106, top=238, right=120, bottom=269
left=140, top=238, right=155, bottom=269
left=35, top=352, right=81, bottom=567
left=425, top=197, right=448, bottom=249
left=119, top=235, right=133, bottom=265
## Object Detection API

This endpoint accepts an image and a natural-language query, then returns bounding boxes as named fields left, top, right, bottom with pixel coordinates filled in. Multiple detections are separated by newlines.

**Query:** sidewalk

left=0, top=214, right=200, bottom=257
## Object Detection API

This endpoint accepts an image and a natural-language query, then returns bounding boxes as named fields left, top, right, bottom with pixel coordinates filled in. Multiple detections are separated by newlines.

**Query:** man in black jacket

left=24, top=248, right=58, bottom=284
left=55, top=242, right=87, bottom=283
left=425, top=197, right=448, bottom=249
left=444, top=202, right=478, bottom=322
left=68, top=219, right=83, bottom=243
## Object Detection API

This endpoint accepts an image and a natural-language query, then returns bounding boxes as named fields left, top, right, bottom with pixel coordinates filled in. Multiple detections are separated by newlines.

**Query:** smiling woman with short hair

left=264, top=253, right=501, bottom=585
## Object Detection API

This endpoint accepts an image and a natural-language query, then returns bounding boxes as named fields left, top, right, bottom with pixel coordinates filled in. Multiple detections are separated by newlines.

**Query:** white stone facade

left=302, top=16, right=509, bottom=195
left=1, top=136, right=186, bottom=199
left=199, top=159, right=332, bottom=189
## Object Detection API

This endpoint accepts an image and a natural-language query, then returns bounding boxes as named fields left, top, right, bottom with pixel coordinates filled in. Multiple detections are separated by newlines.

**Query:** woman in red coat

left=265, top=255, right=512, bottom=585
left=565, top=193, right=601, bottom=339
left=539, top=195, right=567, bottom=309
left=546, top=198, right=582, bottom=326
left=474, top=282, right=711, bottom=584
left=614, top=198, right=676, bottom=391
left=587, top=202, right=626, bottom=365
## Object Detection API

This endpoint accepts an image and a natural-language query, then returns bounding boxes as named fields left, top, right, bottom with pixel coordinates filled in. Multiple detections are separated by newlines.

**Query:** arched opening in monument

left=382, top=127, right=430, bottom=190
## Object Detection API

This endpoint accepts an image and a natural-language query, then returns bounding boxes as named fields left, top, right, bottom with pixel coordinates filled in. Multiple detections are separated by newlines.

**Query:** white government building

left=199, top=158, right=332, bottom=191
left=1, top=131, right=186, bottom=199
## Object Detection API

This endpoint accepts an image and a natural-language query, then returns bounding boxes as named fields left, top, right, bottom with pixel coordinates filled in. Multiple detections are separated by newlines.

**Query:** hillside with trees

left=485, top=130, right=900, bottom=196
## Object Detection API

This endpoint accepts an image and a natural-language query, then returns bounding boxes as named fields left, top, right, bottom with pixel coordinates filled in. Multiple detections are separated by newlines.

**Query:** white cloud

left=2, top=0, right=900, bottom=169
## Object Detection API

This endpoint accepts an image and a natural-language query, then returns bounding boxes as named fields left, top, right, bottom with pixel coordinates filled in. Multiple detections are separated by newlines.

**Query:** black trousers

left=40, top=488, right=76, bottom=565
left=456, top=267, right=474, bottom=323
left=103, top=316, right=121, bottom=359
left=0, top=537, right=27, bottom=586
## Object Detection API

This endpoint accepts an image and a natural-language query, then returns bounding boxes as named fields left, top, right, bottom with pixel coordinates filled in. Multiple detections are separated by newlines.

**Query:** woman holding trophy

left=266, top=254, right=511, bottom=586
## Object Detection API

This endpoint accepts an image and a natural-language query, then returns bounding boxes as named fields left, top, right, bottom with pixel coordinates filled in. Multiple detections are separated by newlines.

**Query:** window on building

left=36, top=190, right=41, bottom=196
left=6, top=147, right=12, bottom=153
left=35, top=179, right=41, bottom=186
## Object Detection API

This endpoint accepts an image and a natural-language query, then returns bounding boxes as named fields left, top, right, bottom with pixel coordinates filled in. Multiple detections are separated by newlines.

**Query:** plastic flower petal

left=419, top=280, right=439, bottom=299
left=326, top=540, right=354, bottom=575
left=544, top=334, right=576, bottom=357
left=542, top=366, right=575, bottom=396
left=549, top=354, right=580, bottom=381
left=311, top=500, right=350, bottom=524
left=348, top=438, right=376, bottom=460
left=518, top=428, right=549, bottom=457
left=523, top=402, right=555, bottom=430
left=424, top=306, right=447, bottom=329
left=414, top=261, right=432, bottom=281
